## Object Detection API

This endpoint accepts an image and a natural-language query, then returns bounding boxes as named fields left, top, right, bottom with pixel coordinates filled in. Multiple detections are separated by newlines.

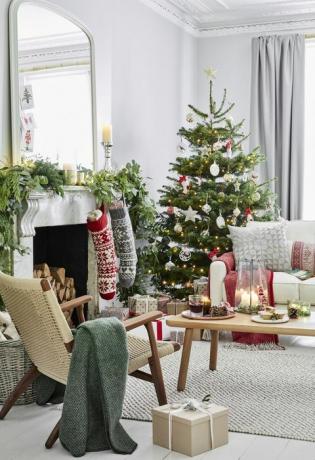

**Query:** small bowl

left=259, top=312, right=273, bottom=320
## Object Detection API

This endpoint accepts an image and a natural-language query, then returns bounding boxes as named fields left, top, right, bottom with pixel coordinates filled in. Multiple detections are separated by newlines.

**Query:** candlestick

left=101, top=141, right=113, bottom=171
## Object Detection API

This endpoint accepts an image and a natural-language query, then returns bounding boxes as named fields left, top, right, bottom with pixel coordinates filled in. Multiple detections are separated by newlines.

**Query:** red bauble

left=167, top=206, right=175, bottom=215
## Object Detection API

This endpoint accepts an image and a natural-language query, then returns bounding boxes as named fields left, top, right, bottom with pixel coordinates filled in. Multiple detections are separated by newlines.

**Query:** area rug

left=123, top=342, right=315, bottom=442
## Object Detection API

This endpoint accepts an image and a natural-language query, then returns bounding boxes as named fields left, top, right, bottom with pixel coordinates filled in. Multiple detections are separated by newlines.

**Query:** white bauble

left=253, top=192, right=261, bottom=202
left=233, top=207, right=241, bottom=217
left=165, top=260, right=175, bottom=271
left=216, top=213, right=226, bottom=229
left=186, top=112, right=194, bottom=123
left=174, top=223, right=183, bottom=233
left=223, top=173, right=234, bottom=183
left=202, top=203, right=211, bottom=214
left=210, top=161, right=220, bottom=177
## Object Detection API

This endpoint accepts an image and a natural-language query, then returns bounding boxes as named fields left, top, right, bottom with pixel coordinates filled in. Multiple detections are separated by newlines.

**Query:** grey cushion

left=228, top=222, right=291, bottom=272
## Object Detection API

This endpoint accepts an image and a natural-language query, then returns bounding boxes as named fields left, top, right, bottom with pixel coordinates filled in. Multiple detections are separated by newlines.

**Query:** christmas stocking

left=87, top=209, right=117, bottom=300
left=109, top=203, right=137, bottom=288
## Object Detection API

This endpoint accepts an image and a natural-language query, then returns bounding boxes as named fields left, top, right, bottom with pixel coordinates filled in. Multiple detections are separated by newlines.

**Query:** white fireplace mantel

left=14, top=186, right=98, bottom=317
left=19, top=186, right=96, bottom=237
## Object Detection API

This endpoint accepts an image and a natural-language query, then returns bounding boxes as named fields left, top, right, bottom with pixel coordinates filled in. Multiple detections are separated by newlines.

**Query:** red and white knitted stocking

left=87, top=209, right=117, bottom=300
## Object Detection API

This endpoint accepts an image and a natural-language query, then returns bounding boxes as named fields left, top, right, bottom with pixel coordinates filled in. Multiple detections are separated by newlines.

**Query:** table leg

left=209, top=330, right=219, bottom=371
left=177, top=328, right=194, bottom=391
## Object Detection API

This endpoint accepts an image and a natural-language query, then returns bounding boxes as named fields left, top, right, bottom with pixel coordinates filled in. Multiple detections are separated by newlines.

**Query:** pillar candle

left=102, top=124, right=112, bottom=144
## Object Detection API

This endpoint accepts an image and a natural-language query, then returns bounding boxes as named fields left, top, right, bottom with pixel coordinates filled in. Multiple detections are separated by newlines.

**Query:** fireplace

left=13, top=188, right=98, bottom=318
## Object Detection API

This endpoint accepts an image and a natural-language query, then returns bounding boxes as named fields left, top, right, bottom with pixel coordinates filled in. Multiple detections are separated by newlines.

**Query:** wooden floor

left=1, top=335, right=315, bottom=460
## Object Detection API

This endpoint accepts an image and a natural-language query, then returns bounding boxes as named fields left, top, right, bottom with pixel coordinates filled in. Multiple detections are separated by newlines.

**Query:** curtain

left=250, top=34, right=305, bottom=220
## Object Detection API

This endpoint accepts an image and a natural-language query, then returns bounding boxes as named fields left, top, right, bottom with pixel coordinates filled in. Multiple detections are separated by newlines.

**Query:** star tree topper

left=181, top=206, right=200, bottom=222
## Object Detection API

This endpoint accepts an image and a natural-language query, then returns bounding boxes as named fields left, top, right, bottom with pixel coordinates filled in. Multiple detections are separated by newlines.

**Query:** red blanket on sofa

left=209, top=252, right=278, bottom=345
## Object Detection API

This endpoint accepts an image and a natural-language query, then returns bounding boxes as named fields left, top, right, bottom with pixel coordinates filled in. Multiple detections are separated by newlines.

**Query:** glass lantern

left=235, top=259, right=269, bottom=314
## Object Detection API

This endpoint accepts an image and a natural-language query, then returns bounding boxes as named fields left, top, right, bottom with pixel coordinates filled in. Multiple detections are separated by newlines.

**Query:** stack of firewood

left=33, top=263, right=76, bottom=304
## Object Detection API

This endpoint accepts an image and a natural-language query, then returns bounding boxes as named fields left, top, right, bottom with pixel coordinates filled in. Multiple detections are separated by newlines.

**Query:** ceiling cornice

left=140, top=0, right=315, bottom=37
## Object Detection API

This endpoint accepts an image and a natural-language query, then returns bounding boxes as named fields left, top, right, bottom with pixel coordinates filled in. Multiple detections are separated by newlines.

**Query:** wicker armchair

left=0, top=272, right=180, bottom=448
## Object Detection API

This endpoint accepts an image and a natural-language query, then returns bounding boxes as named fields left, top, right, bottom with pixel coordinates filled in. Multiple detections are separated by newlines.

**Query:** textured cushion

left=228, top=222, right=291, bottom=272
left=291, top=241, right=315, bottom=275
left=273, top=272, right=301, bottom=304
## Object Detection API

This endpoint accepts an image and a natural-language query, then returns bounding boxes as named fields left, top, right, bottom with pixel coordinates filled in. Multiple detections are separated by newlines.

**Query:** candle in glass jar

left=102, top=124, right=112, bottom=144
left=240, top=291, right=259, bottom=307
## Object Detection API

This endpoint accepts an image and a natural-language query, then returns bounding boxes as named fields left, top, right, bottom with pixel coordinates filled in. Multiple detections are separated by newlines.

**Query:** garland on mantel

left=0, top=159, right=156, bottom=307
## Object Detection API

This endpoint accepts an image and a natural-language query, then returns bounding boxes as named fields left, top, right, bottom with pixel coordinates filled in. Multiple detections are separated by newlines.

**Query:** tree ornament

left=181, top=206, right=199, bottom=222
left=218, top=191, right=225, bottom=199
left=225, top=139, right=233, bottom=158
left=223, top=173, right=234, bottom=183
left=245, top=207, right=254, bottom=222
left=167, top=206, right=174, bottom=215
left=213, top=140, right=223, bottom=151
left=202, top=203, right=211, bottom=214
left=234, top=181, right=240, bottom=192
left=179, top=247, right=191, bottom=261
left=179, top=175, right=189, bottom=195
left=216, top=211, right=226, bottom=229
left=253, top=191, right=261, bottom=202
left=174, top=223, right=183, bottom=233
left=204, top=67, right=217, bottom=80
left=251, top=172, right=259, bottom=182
left=233, top=207, right=241, bottom=217
left=209, top=161, right=220, bottom=177
left=201, top=229, right=209, bottom=237
left=186, top=112, right=194, bottom=123
left=165, top=259, right=175, bottom=271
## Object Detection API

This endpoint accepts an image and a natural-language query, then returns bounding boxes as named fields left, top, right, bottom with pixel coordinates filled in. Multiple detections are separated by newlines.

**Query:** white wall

left=0, top=0, right=197, bottom=200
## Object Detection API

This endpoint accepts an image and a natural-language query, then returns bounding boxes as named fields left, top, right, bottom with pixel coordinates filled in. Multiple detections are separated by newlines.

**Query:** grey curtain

left=250, top=34, right=305, bottom=220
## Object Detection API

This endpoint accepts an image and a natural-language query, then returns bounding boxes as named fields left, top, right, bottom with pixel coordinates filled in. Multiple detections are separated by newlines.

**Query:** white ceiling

left=142, top=0, right=315, bottom=35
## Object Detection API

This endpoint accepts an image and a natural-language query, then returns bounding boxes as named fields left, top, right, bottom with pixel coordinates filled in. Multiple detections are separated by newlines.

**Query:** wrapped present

left=167, top=300, right=188, bottom=316
left=128, top=316, right=170, bottom=341
left=193, top=276, right=209, bottom=296
left=152, top=399, right=229, bottom=457
left=98, top=307, right=129, bottom=321
left=156, top=293, right=172, bottom=314
left=128, top=294, right=158, bottom=315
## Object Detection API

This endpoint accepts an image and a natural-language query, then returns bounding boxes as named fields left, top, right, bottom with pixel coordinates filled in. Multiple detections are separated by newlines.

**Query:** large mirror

left=9, top=0, right=97, bottom=169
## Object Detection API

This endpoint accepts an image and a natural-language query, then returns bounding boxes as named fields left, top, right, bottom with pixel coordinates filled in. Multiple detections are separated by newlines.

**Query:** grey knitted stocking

left=109, top=206, right=137, bottom=288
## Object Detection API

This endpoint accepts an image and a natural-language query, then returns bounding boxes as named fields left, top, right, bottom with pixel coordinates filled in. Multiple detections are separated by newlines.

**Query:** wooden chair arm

left=123, top=311, right=162, bottom=332
left=61, top=295, right=92, bottom=324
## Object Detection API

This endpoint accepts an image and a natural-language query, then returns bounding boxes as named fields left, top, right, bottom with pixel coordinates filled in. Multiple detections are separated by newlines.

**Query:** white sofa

left=210, top=220, right=315, bottom=307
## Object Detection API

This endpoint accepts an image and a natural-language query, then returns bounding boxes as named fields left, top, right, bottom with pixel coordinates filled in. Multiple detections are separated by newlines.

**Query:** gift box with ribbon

left=128, top=316, right=171, bottom=341
left=155, top=294, right=172, bottom=314
left=152, top=398, right=228, bottom=457
left=128, top=294, right=158, bottom=315
left=193, top=276, right=209, bottom=297
left=166, top=300, right=188, bottom=316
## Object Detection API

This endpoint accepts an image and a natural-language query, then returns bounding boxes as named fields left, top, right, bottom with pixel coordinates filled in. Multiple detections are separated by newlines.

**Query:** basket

left=0, top=339, right=35, bottom=405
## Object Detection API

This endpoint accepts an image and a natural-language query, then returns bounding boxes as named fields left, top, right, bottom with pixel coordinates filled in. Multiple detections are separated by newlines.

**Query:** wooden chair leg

left=45, top=419, right=61, bottom=449
left=145, top=322, right=167, bottom=406
left=0, top=365, right=40, bottom=420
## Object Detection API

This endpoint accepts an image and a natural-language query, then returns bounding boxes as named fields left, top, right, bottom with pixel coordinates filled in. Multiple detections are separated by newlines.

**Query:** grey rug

left=123, top=342, right=315, bottom=442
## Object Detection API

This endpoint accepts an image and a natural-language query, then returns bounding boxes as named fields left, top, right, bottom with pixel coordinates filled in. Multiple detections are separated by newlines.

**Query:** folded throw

left=59, top=318, right=137, bottom=457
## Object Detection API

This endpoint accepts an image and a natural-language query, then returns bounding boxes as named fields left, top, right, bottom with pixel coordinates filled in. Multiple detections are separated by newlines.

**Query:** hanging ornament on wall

left=233, top=207, right=241, bottom=217
left=216, top=211, right=226, bottom=229
left=174, top=223, right=183, bottom=234
left=165, top=258, right=175, bottom=271
left=181, top=206, right=200, bottom=222
left=252, top=191, right=261, bottom=202
left=234, top=181, right=240, bottom=192
left=167, top=206, right=174, bottom=215
left=209, top=161, right=220, bottom=177
left=179, top=247, right=191, bottom=262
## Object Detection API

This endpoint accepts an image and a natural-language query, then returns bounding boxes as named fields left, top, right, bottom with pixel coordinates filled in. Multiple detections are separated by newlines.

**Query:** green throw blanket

left=59, top=317, right=137, bottom=457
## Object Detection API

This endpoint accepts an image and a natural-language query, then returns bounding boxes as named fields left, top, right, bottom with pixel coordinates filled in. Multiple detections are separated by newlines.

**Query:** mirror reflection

left=17, top=3, right=94, bottom=169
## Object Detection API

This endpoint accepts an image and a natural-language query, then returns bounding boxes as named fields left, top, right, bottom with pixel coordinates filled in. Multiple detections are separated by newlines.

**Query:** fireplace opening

left=33, top=224, right=89, bottom=322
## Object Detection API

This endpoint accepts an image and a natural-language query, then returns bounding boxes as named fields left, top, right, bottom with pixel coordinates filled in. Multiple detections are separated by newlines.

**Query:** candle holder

left=101, top=141, right=113, bottom=171
left=235, top=259, right=268, bottom=314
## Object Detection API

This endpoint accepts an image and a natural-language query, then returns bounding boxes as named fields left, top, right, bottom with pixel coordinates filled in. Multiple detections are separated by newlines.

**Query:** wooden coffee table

left=166, top=312, right=315, bottom=391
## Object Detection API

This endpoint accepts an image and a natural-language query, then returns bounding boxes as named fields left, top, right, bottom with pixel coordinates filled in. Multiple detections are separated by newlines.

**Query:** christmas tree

left=151, top=69, right=277, bottom=299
